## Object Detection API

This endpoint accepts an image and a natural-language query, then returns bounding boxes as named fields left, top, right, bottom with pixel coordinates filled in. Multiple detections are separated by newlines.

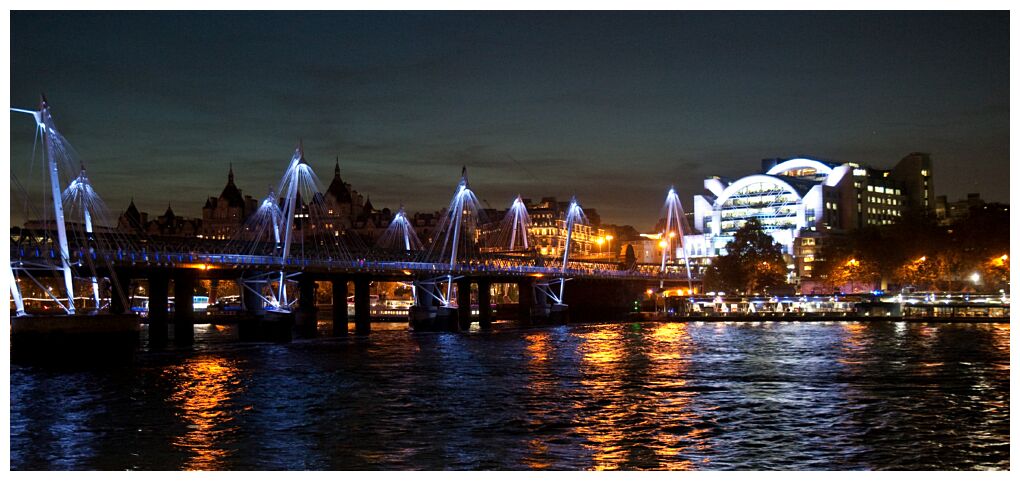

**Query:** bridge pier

left=295, top=275, right=318, bottom=338
left=332, top=276, right=349, bottom=336
left=354, top=276, right=371, bottom=335
left=478, top=279, right=492, bottom=330
left=242, top=278, right=264, bottom=315
left=173, top=269, right=196, bottom=344
left=518, top=278, right=535, bottom=326
left=208, top=279, right=219, bottom=305
left=109, top=269, right=131, bottom=315
left=148, top=270, right=170, bottom=346
left=457, top=278, right=472, bottom=330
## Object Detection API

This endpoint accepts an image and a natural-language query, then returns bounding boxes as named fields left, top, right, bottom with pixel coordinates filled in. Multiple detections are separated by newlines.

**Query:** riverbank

left=630, top=311, right=1010, bottom=324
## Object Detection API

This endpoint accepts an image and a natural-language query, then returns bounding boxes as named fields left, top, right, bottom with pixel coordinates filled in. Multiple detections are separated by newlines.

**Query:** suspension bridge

left=9, top=98, right=698, bottom=343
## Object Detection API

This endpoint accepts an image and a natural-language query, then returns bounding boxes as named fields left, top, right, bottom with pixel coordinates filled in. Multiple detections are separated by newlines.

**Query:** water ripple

left=10, top=321, right=1009, bottom=470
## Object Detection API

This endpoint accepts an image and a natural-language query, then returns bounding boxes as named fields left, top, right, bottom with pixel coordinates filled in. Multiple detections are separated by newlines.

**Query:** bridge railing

left=11, top=243, right=696, bottom=281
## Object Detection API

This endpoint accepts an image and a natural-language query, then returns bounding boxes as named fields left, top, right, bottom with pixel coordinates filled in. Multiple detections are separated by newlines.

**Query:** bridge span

left=9, top=98, right=698, bottom=345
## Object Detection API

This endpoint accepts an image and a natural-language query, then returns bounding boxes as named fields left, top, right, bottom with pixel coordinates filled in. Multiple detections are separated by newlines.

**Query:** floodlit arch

left=715, top=174, right=804, bottom=206
left=765, top=158, right=834, bottom=177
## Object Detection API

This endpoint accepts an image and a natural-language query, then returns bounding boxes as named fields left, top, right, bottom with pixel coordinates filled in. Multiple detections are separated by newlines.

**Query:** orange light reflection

left=166, top=356, right=241, bottom=470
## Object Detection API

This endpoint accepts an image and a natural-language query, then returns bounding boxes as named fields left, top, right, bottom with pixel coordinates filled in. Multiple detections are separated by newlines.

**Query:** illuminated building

left=521, top=197, right=606, bottom=259
left=477, top=197, right=606, bottom=258
left=684, top=154, right=935, bottom=288
left=199, top=165, right=258, bottom=240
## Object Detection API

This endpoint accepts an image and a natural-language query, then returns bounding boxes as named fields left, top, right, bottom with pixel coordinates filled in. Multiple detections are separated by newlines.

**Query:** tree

left=813, top=235, right=881, bottom=293
left=703, top=219, right=788, bottom=294
left=981, top=254, right=1010, bottom=292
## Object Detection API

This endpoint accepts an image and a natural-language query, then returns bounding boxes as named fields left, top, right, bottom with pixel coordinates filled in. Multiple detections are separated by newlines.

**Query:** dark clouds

left=10, top=11, right=1008, bottom=229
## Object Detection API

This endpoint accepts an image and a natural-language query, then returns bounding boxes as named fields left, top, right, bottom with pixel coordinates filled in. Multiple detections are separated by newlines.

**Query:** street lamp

left=845, top=258, right=860, bottom=293
left=606, top=235, right=614, bottom=261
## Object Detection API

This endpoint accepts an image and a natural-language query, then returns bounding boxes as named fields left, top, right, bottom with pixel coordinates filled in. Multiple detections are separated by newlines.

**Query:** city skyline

left=10, top=11, right=1009, bottom=230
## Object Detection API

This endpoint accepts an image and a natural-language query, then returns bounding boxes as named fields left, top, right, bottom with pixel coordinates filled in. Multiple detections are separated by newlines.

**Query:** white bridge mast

left=11, top=97, right=76, bottom=314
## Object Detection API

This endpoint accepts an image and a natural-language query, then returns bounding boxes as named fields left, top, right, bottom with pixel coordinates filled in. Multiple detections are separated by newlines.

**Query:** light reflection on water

left=165, top=356, right=242, bottom=470
left=10, top=322, right=1010, bottom=470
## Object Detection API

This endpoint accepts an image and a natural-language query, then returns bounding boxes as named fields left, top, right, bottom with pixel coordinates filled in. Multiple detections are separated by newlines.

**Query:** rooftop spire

left=335, top=155, right=340, bottom=176
left=228, top=162, right=235, bottom=184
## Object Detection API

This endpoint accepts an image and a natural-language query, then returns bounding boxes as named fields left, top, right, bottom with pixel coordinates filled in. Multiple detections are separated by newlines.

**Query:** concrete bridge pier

left=295, top=275, right=318, bottom=338
left=354, top=276, right=371, bottom=335
left=477, top=279, right=492, bottom=330
left=457, top=278, right=472, bottom=330
left=241, top=278, right=264, bottom=315
left=409, top=281, right=436, bottom=329
left=147, top=270, right=170, bottom=346
left=173, top=269, right=196, bottom=344
left=518, top=278, right=535, bottom=326
left=108, top=269, right=131, bottom=315
left=332, top=276, right=349, bottom=336
left=208, top=279, right=219, bottom=305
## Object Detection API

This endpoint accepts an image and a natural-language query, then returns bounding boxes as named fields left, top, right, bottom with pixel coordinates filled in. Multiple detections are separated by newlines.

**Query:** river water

left=9, top=320, right=1010, bottom=470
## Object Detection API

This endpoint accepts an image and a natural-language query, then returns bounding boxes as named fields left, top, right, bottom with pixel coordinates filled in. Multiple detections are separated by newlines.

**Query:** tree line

left=701, top=205, right=1009, bottom=295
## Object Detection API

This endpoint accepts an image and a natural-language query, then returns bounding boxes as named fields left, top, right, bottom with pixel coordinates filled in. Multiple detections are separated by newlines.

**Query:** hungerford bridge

left=9, top=98, right=696, bottom=340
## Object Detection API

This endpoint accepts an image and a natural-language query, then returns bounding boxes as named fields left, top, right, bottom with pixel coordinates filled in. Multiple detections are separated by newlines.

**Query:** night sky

left=10, top=11, right=1009, bottom=230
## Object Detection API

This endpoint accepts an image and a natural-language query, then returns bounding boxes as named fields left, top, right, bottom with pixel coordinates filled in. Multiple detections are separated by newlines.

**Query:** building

left=474, top=196, right=608, bottom=259
left=619, top=234, right=669, bottom=264
left=117, top=200, right=200, bottom=238
left=520, top=197, right=606, bottom=260
left=117, top=199, right=148, bottom=234
left=350, top=197, right=393, bottom=244
left=685, top=153, right=934, bottom=289
left=145, top=204, right=200, bottom=237
left=934, top=193, right=1008, bottom=226
left=318, top=157, right=369, bottom=234
left=200, top=165, right=258, bottom=240
left=410, top=211, right=443, bottom=247
left=792, top=230, right=828, bottom=290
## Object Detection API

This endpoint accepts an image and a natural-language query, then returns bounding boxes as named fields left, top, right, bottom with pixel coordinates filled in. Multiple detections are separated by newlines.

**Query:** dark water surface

left=10, top=321, right=1010, bottom=470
